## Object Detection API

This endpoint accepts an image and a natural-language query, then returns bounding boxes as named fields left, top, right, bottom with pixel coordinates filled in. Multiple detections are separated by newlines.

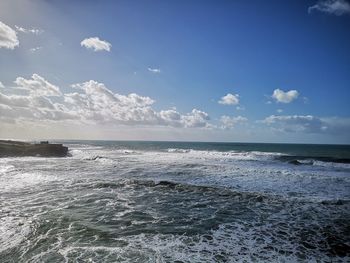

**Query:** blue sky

left=0, top=0, right=350, bottom=143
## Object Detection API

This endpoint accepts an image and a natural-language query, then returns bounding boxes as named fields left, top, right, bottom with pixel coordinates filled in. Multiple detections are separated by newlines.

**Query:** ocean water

left=0, top=141, right=349, bottom=262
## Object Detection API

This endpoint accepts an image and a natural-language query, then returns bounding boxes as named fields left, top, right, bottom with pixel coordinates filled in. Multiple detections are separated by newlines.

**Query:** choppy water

left=0, top=141, right=349, bottom=262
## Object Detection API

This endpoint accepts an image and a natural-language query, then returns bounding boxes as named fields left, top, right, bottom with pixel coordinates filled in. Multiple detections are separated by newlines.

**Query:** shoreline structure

left=0, top=140, right=68, bottom=157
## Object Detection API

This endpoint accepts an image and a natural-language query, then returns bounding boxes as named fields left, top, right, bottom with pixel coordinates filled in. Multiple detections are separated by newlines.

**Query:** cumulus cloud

left=181, top=109, right=210, bottom=128
left=148, top=68, right=161, bottom=73
left=220, top=115, right=248, bottom=129
left=66, top=80, right=158, bottom=124
left=261, top=115, right=350, bottom=136
left=81, top=37, right=111, bottom=52
left=308, top=0, right=350, bottom=15
left=272, top=89, right=299, bottom=103
left=66, top=81, right=211, bottom=127
left=0, top=74, right=211, bottom=129
left=0, top=75, right=77, bottom=122
left=15, top=25, right=43, bottom=35
left=14, top=74, right=62, bottom=97
left=218, top=93, right=239, bottom=105
left=159, top=109, right=181, bottom=126
left=0, top=21, right=19, bottom=49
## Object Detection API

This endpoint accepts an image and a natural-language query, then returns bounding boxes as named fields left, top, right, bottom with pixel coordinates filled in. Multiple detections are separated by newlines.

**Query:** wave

left=86, top=175, right=350, bottom=206
left=90, top=178, right=264, bottom=198
left=69, top=144, right=349, bottom=167
left=88, top=178, right=348, bottom=205
left=277, top=155, right=350, bottom=168
left=0, top=164, right=15, bottom=174
left=114, top=149, right=138, bottom=154
left=69, top=148, right=137, bottom=164
left=165, top=148, right=350, bottom=166
left=167, top=148, right=191, bottom=153
left=164, top=148, right=283, bottom=162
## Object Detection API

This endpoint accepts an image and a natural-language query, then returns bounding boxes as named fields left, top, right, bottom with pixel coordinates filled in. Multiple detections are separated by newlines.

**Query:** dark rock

left=289, top=160, right=302, bottom=165
left=256, top=195, right=264, bottom=202
left=335, top=199, right=344, bottom=205
left=326, top=235, right=350, bottom=257
left=302, top=241, right=317, bottom=250
left=156, top=181, right=178, bottom=188
left=0, top=140, right=68, bottom=157
left=321, top=199, right=345, bottom=205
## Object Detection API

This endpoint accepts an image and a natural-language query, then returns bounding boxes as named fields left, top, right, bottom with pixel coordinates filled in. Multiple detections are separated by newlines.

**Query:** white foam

left=166, top=149, right=282, bottom=161
left=53, top=221, right=350, bottom=262
left=128, top=149, right=350, bottom=201
left=312, top=160, right=350, bottom=169
left=0, top=142, right=348, bottom=262
left=167, top=148, right=191, bottom=153
left=0, top=171, right=59, bottom=192
left=0, top=216, right=32, bottom=253
left=0, top=164, right=15, bottom=174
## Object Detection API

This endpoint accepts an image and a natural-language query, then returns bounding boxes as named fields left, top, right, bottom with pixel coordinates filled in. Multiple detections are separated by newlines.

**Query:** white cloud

left=181, top=109, right=210, bottom=128
left=66, top=80, right=160, bottom=125
left=0, top=75, right=78, bottom=122
left=0, top=74, right=211, bottom=129
left=15, top=25, right=43, bottom=35
left=81, top=37, right=111, bottom=52
left=14, top=74, right=62, bottom=97
left=66, top=81, right=211, bottom=127
left=148, top=68, right=161, bottom=73
left=220, top=115, right=248, bottom=129
left=29, top=46, right=42, bottom=53
left=218, top=93, right=239, bottom=105
left=159, top=109, right=181, bottom=126
left=277, top=109, right=283, bottom=113
left=308, top=0, right=350, bottom=15
left=272, top=89, right=299, bottom=103
left=261, top=115, right=350, bottom=134
left=0, top=21, right=19, bottom=49
left=0, top=93, right=31, bottom=108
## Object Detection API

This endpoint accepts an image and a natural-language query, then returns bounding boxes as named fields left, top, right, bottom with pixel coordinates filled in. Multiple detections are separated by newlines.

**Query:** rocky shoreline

left=0, top=140, right=68, bottom=157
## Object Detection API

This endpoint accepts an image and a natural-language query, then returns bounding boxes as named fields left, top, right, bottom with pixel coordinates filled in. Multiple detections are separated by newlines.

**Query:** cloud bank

left=1, top=74, right=348, bottom=140
left=0, top=21, right=19, bottom=49
left=308, top=0, right=350, bottom=15
left=0, top=74, right=211, bottom=129
left=81, top=37, right=111, bottom=52
left=262, top=115, right=350, bottom=135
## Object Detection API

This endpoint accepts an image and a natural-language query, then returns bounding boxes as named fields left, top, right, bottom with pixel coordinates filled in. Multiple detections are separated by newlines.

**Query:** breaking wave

left=1, top=141, right=349, bottom=262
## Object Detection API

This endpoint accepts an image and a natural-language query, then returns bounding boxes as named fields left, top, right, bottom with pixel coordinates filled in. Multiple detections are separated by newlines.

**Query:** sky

left=0, top=0, right=350, bottom=144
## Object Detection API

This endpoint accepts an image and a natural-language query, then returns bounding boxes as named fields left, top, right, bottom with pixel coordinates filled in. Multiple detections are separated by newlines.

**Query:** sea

left=0, top=141, right=349, bottom=262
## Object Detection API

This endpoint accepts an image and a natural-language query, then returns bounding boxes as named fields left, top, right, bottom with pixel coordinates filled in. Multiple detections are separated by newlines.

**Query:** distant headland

left=0, top=140, right=68, bottom=157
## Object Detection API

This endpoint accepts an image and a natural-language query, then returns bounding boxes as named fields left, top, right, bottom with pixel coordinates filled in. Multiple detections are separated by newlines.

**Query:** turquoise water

left=0, top=141, right=349, bottom=262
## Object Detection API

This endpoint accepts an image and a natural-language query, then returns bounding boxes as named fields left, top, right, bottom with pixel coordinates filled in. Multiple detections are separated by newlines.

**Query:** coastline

left=0, top=140, right=68, bottom=157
